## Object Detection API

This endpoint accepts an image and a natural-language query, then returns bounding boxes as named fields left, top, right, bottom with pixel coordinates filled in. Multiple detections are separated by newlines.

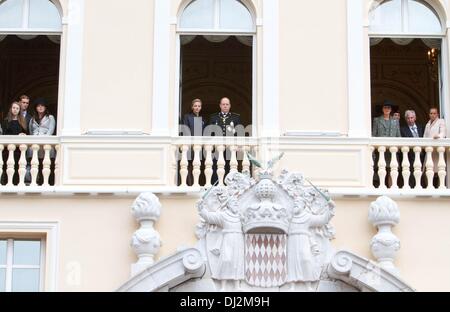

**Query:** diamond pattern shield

left=245, top=233, right=287, bottom=287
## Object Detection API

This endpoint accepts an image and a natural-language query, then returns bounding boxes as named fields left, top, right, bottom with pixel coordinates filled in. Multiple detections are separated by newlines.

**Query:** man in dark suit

left=209, top=97, right=241, bottom=136
left=400, top=110, right=424, bottom=188
left=401, top=110, right=424, bottom=138
left=19, top=95, right=32, bottom=131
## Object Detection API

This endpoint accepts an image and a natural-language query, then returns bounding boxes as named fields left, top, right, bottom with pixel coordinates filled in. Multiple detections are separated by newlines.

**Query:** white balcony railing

left=0, top=137, right=59, bottom=187
left=370, top=138, right=450, bottom=190
left=171, top=137, right=259, bottom=187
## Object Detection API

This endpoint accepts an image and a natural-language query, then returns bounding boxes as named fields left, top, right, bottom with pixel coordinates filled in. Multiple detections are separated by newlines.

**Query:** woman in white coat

left=424, top=107, right=447, bottom=186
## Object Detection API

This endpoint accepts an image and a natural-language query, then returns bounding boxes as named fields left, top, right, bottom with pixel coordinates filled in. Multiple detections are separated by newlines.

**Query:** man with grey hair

left=401, top=110, right=424, bottom=138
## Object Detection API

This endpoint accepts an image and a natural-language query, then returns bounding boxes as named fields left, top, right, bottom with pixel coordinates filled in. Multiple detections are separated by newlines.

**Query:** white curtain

left=370, top=37, right=441, bottom=49
left=203, top=35, right=229, bottom=43
left=46, top=35, right=61, bottom=44
left=390, top=38, right=414, bottom=45
left=370, top=38, right=384, bottom=46
left=236, top=36, right=253, bottom=46
left=421, top=38, right=441, bottom=49
left=17, top=35, right=38, bottom=40
left=180, top=35, right=196, bottom=45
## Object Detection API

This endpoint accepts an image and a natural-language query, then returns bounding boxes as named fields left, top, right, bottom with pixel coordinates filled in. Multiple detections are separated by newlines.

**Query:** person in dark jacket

left=209, top=97, right=241, bottom=136
left=2, top=101, right=28, bottom=135
left=182, top=98, right=205, bottom=136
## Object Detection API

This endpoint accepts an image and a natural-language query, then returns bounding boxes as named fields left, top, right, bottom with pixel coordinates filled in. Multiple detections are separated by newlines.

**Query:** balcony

left=0, top=135, right=449, bottom=196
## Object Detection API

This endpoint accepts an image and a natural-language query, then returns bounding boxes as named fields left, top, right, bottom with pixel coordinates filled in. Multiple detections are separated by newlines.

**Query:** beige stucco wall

left=1, top=195, right=449, bottom=291
left=279, top=0, right=348, bottom=135
left=80, top=0, right=154, bottom=133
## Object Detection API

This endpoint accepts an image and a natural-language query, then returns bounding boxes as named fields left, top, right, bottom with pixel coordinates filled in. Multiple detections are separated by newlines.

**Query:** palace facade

left=0, top=0, right=450, bottom=292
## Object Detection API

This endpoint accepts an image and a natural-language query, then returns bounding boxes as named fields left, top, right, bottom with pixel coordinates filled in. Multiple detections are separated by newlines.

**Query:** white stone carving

left=195, top=169, right=336, bottom=291
left=197, top=197, right=245, bottom=291
left=287, top=198, right=335, bottom=291
left=130, top=192, right=162, bottom=277
left=368, top=196, right=401, bottom=275
left=118, top=173, right=415, bottom=293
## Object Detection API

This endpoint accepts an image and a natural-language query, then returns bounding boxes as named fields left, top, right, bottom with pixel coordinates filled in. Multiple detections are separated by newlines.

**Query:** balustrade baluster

left=42, top=145, right=52, bottom=186
left=54, top=145, right=60, bottom=185
left=6, top=144, right=16, bottom=186
left=0, top=145, right=3, bottom=185
left=30, top=145, right=40, bottom=186
left=180, top=145, right=189, bottom=187
left=389, top=146, right=399, bottom=189
left=192, top=145, right=202, bottom=187
left=204, top=145, right=213, bottom=187
left=230, top=145, right=238, bottom=174
left=242, top=145, right=250, bottom=174
left=401, top=146, right=410, bottom=190
left=425, top=146, right=434, bottom=189
left=413, top=146, right=423, bottom=189
left=437, top=146, right=446, bottom=189
left=18, top=145, right=27, bottom=186
left=377, top=146, right=387, bottom=189
left=216, top=145, right=226, bottom=186
left=171, top=145, right=179, bottom=186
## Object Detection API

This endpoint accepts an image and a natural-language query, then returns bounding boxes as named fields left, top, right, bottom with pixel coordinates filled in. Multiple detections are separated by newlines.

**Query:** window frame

left=0, top=237, right=45, bottom=292
left=368, top=0, right=448, bottom=127
left=0, top=0, right=63, bottom=34
left=0, top=222, right=59, bottom=292
left=345, top=0, right=449, bottom=138
left=175, top=0, right=257, bottom=137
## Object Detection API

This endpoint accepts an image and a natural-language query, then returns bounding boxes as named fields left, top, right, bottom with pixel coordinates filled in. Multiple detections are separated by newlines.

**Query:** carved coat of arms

left=196, top=156, right=335, bottom=291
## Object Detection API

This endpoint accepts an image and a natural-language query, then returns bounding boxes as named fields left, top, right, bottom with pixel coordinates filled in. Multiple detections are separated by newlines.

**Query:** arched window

left=368, top=0, right=446, bottom=136
left=179, top=0, right=254, bottom=32
left=369, top=0, right=442, bottom=35
left=0, top=0, right=61, bottom=32
left=177, top=0, right=256, bottom=138
left=0, top=0, right=62, bottom=132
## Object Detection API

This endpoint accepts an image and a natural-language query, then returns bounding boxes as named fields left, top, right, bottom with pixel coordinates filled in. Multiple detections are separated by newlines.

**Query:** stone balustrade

left=0, top=137, right=59, bottom=187
left=370, top=139, right=450, bottom=190
left=171, top=137, right=258, bottom=187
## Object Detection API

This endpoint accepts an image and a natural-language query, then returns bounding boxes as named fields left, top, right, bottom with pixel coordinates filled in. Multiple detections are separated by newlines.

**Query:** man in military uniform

left=209, top=97, right=241, bottom=136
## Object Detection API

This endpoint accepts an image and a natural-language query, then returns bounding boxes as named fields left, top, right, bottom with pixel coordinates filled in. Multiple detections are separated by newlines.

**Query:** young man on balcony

left=19, top=95, right=32, bottom=128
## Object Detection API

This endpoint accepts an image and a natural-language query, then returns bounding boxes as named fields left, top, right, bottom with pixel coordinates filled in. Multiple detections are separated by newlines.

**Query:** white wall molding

left=0, top=221, right=60, bottom=292
left=262, top=0, right=280, bottom=137
left=61, top=0, right=85, bottom=136
left=151, top=0, right=171, bottom=137
left=347, top=0, right=370, bottom=138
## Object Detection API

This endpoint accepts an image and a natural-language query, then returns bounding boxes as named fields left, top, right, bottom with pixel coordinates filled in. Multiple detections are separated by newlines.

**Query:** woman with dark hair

left=2, top=101, right=28, bottom=135
left=28, top=98, right=56, bottom=136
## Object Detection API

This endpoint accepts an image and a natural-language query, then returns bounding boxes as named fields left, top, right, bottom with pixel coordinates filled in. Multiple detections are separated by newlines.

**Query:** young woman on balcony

left=1, top=101, right=28, bottom=135
left=28, top=98, right=56, bottom=136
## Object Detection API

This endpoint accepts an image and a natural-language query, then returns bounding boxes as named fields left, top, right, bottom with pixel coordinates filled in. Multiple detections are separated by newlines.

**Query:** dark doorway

left=180, top=35, right=253, bottom=130
left=370, top=38, right=441, bottom=128
left=0, top=35, right=60, bottom=126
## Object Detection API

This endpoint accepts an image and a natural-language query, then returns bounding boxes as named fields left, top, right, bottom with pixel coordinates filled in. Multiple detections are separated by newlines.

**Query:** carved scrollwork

left=183, top=249, right=204, bottom=274
left=330, top=251, right=354, bottom=276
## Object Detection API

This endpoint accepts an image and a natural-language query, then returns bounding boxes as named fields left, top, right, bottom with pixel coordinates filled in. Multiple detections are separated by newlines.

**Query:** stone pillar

left=130, top=192, right=162, bottom=277
left=368, top=196, right=400, bottom=276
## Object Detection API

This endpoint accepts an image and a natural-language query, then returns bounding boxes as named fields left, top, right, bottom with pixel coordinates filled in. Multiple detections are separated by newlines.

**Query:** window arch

left=179, top=0, right=255, bottom=33
left=369, top=0, right=443, bottom=35
left=0, top=0, right=61, bottom=32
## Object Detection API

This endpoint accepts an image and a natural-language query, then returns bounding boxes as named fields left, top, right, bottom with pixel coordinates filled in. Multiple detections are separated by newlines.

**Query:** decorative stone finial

left=368, top=196, right=400, bottom=275
left=130, top=192, right=162, bottom=277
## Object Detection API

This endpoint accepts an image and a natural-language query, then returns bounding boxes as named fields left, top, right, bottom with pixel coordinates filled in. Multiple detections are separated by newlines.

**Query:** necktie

left=412, top=126, right=418, bottom=138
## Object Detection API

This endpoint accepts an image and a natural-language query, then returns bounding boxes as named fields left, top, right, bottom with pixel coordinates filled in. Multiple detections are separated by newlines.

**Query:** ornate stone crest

left=196, top=159, right=336, bottom=291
